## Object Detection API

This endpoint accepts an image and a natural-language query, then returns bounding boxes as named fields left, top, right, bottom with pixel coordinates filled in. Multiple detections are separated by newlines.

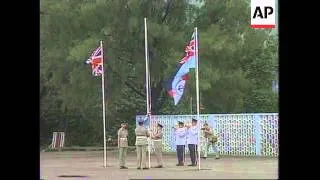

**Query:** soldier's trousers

left=203, top=142, right=220, bottom=158
left=119, top=147, right=127, bottom=167
left=136, top=145, right=147, bottom=168
left=188, top=144, right=198, bottom=165
left=153, top=141, right=163, bottom=166
left=176, top=145, right=185, bottom=164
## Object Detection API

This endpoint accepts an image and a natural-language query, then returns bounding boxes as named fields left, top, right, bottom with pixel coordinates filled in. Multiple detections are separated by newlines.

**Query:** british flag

left=86, top=46, right=103, bottom=76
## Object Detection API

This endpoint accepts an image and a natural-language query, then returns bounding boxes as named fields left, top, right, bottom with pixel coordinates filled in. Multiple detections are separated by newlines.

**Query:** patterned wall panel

left=260, top=114, right=278, bottom=156
left=136, top=113, right=278, bottom=157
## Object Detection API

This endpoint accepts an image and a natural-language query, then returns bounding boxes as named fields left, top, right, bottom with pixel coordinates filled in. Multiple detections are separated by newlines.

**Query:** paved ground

left=40, top=151, right=278, bottom=180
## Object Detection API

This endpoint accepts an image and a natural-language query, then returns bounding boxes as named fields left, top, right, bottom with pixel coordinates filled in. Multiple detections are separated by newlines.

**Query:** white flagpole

left=144, top=17, right=151, bottom=169
left=100, top=40, right=107, bottom=168
left=148, top=52, right=152, bottom=169
left=190, top=97, right=193, bottom=114
left=147, top=34, right=153, bottom=168
left=194, top=27, right=201, bottom=170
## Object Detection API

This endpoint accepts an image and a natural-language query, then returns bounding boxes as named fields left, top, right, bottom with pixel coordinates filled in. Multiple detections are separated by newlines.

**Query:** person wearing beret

left=135, top=118, right=150, bottom=169
left=151, top=123, right=164, bottom=168
left=118, top=122, right=129, bottom=169
left=173, top=121, right=187, bottom=166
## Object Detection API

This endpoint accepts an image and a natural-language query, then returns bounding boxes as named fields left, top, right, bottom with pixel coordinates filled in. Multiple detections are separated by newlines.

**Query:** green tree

left=40, top=0, right=278, bottom=147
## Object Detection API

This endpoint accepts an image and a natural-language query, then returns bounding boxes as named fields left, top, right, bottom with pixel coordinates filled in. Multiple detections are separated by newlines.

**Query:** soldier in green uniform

left=151, top=123, right=163, bottom=168
left=135, top=119, right=150, bottom=170
left=118, top=122, right=129, bottom=169
left=201, top=122, right=220, bottom=159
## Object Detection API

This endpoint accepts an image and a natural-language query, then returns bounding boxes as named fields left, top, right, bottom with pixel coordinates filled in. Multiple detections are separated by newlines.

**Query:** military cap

left=192, top=118, right=198, bottom=122
left=178, top=121, right=184, bottom=125
left=157, top=123, right=163, bottom=128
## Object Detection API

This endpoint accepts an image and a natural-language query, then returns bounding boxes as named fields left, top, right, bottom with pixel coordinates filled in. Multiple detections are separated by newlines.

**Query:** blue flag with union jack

left=164, top=32, right=197, bottom=105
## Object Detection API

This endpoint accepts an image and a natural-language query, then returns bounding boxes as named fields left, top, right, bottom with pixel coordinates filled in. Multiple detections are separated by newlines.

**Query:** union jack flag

left=86, top=46, right=103, bottom=76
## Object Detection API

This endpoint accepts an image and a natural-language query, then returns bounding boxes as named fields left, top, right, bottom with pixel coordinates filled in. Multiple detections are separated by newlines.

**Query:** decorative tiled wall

left=136, top=113, right=278, bottom=157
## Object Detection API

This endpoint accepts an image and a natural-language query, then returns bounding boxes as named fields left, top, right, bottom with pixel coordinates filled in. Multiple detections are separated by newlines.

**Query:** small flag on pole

left=86, top=46, right=103, bottom=76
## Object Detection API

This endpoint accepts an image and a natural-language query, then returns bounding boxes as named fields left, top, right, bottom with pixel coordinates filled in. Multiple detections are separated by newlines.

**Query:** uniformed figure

left=135, top=119, right=150, bottom=170
left=186, top=118, right=199, bottom=166
left=151, top=123, right=164, bottom=168
left=118, top=122, right=129, bottom=169
left=173, top=121, right=187, bottom=166
left=201, top=122, right=220, bottom=159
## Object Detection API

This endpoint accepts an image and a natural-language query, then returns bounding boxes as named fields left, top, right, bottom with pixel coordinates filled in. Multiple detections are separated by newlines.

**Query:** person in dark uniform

left=186, top=118, right=199, bottom=166
left=173, top=121, right=187, bottom=166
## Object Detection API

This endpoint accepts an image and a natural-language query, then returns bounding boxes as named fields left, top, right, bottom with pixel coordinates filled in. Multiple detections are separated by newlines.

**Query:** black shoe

left=155, top=165, right=163, bottom=168
left=120, top=166, right=128, bottom=169
left=215, top=157, right=220, bottom=159
left=201, top=157, right=207, bottom=159
left=137, top=167, right=141, bottom=169
left=142, top=167, right=149, bottom=170
left=176, top=163, right=184, bottom=166
left=188, top=164, right=197, bottom=166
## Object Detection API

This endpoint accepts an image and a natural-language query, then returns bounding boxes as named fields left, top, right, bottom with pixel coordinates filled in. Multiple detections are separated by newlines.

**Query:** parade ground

left=40, top=151, right=278, bottom=180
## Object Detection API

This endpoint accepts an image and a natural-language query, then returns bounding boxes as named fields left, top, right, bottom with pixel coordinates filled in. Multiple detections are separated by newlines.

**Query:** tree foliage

left=40, top=0, right=278, bottom=147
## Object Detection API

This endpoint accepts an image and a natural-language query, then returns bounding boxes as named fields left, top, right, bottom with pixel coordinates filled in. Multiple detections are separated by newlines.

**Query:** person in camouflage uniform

left=150, top=123, right=164, bottom=168
left=201, top=122, right=220, bottom=159
left=135, top=119, right=150, bottom=170
left=118, top=122, right=129, bottom=169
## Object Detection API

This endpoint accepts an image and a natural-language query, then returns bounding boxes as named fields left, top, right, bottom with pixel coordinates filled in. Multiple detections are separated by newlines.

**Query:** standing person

left=201, top=122, right=220, bottom=159
left=173, top=121, right=187, bottom=166
left=135, top=119, right=150, bottom=170
left=118, top=122, right=129, bottom=169
left=151, top=123, right=164, bottom=168
left=186, top=118, right=199, bottom=166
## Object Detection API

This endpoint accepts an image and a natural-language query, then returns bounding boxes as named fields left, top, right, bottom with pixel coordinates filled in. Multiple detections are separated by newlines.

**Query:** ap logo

left=251, top=0, right=276, bottom=29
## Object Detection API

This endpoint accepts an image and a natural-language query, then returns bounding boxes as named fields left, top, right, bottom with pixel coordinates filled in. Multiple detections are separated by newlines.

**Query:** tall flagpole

left=144, top=17, right=151, bottom=169
left=195, top=27, right=201, bottom=170
left=148, top=39, right=152, bottom=169
left=190, top=97, right=193, bottom=114
left=100, top=40, right=107, bottom=168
